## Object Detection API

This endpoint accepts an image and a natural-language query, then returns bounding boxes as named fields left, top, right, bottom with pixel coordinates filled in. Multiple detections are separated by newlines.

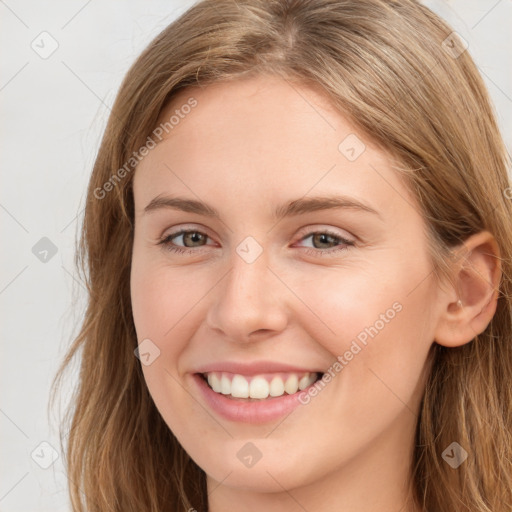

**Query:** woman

left=52, top=0, right=512, bottom=510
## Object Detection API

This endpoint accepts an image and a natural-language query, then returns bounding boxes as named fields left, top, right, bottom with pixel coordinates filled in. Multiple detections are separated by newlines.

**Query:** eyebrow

left=143, top=194, right=382, bottom=220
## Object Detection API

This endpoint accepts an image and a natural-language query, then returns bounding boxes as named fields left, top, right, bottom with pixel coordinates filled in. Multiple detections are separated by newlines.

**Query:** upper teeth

left=205, top=372, right=318, bottom=399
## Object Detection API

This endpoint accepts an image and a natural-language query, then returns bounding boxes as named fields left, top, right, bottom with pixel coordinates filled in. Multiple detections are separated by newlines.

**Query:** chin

left=202, top=452, right=319, bottom=493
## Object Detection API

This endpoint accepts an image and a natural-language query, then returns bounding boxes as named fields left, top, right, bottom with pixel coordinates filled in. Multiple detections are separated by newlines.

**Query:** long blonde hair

left=51, top=0, right=512, bottom=510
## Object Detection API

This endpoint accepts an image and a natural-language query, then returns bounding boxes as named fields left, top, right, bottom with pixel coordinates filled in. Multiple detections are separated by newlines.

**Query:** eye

left=157, top=227, right=355, bottom=257
left=158, top=229, right=213, bottom=255
left=295, top=230, right=355, bottom=256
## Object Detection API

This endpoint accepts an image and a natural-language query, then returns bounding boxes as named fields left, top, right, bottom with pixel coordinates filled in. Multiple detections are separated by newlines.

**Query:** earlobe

left=434, top=231, right=501, bottom=348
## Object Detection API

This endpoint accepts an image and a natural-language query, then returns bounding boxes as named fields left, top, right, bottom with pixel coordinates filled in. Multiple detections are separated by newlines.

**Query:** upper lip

left=193, top=361, right=325, bottom=376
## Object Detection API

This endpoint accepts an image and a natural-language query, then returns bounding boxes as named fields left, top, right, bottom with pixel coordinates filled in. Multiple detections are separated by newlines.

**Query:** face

left=130, top=75, right=440, bottom=495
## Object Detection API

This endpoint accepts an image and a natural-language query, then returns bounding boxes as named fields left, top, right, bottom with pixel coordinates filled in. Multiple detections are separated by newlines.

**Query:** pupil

left=186, top=232, right=203, bottom=246
left=315, top=233, right=333, bottom=248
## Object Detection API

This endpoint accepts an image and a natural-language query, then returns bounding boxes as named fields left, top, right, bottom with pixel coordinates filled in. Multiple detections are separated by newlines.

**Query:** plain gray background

left=1, top=1, right=511, bottom=510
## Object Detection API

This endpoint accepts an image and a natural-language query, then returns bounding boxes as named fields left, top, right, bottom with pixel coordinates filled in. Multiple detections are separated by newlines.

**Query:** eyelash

left=157, top=228, right=355, bottom=257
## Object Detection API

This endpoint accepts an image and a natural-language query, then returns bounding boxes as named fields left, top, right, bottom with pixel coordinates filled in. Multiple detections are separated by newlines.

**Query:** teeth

left=204, top=371, right=318, bottom=399
left=269, top=376, right=285, bottom=397
left=220, top=374, right=231, bottom=395
left=231, top=375, right=249, bottom=398
left=284, top=374, right=299, bottom=395
left=249, top=376, right=270, bottom=399
left=298, top=374, right=312, bottom=390
left=207, top=373, right=222, bottom=393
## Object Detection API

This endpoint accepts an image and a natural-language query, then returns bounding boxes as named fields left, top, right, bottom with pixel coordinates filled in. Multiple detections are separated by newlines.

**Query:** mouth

left=197, top=371, right=324, bottom=401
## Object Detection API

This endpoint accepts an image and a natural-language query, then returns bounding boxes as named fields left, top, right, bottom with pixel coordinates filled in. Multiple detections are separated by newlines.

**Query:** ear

left=434, top=231, right=501, bottom=348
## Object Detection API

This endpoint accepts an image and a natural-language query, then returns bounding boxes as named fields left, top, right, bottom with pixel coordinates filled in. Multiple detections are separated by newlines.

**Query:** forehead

left=134, top=75, right=418, bottom=219
left=157, top=74, right=356, bottom=147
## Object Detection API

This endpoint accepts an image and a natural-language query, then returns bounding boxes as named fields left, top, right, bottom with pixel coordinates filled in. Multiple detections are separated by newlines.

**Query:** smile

left=201, top=371, right=322, bottom=400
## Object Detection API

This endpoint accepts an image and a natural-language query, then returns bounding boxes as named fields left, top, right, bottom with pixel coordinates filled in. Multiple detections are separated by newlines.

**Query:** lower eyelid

left=160, top=230, right=212, bottom=246
left=299, top=233, right=350, bottom=244
left=159, top=230, right=354, bottom=253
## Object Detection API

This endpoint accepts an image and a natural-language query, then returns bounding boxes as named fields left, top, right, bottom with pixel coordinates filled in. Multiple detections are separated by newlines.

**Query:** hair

left=50, top=0, right=512, bottom=510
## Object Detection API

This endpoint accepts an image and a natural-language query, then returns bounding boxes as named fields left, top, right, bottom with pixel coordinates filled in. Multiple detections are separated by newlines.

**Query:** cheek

left=289, top=252, right=434, bottom=352
left=130, top=252, right=206, bottom=345
left=290, top=249, right=436, bottom=408
left=130, top=257, right=212, bottom=439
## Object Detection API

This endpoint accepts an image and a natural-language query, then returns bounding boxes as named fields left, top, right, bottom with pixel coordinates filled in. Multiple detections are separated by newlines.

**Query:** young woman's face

left=131, top=75, right=440, bottom=498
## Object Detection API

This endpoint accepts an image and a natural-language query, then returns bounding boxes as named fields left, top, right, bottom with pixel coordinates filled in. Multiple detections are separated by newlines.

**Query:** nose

left=205, top=244, right=289, bottom=343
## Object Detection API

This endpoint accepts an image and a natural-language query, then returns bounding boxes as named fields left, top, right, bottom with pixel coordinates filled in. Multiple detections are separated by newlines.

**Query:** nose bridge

left=206, top=236, right=288, bottom=340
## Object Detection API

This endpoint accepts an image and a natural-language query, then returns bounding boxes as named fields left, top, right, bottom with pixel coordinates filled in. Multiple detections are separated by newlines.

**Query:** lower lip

left=192, top=373, right=314, bottom=424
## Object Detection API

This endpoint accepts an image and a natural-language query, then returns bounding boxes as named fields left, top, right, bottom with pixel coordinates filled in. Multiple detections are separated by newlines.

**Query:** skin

left=130, top=74, right=501, bottom=512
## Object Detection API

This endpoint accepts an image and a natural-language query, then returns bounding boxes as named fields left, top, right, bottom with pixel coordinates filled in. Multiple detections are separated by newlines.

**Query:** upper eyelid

left=294, top=224, right=354, bottom=240
left=161, top=226, right=216, bottom=244
left=161, top=225, right=355, bottom=245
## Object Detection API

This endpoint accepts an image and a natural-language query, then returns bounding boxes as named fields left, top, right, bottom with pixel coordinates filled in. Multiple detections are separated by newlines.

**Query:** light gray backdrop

left=1, top=1, right=510, bottom=510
